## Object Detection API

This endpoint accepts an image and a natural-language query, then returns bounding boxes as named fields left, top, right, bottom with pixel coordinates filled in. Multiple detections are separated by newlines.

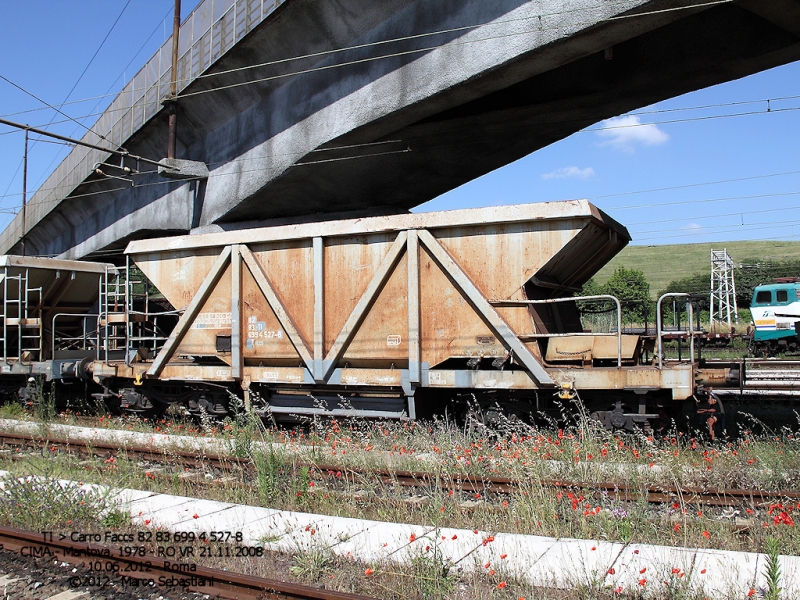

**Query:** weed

left=289, top=547, right=332, bottom=580
left=29, top=377, right=55, bottom=422
left=101, top=508, right=131, bottom=528
left=0, top=470, right=124, bottom=530
left=224, top=392, right=263, bottom=458
left=3, top=405, right=800, bottom=556
left=253, top=444, right=284, bottom=503
left=0, top=398, right=24, bottom=419
left=294, top=465, right=311, bottom=504
left=763, top=536, right=781, bottom=600
left=408, top=545, right=457, bottom=600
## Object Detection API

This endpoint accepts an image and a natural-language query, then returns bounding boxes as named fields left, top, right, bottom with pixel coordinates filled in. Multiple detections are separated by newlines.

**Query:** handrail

left=52, top=313, right=99, bottom=355
left=656, top=292, right=695, bottom=369
left=490, top=294, right=622, bottom=367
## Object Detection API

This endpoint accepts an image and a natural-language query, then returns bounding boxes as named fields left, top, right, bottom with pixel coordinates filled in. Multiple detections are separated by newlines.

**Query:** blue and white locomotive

left=750, top=278, right=800, bottom=352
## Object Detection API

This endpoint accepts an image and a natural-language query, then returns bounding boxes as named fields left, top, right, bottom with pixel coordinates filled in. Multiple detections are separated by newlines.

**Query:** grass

left=0, top=466, right=129, bottom=531
left=593, top=240, right=800, bottom=297
left=3, top=388, right=800, bottom=598
left=2, top=405, right=800, bottom=555
left=2, top=407, right=800, bottom=598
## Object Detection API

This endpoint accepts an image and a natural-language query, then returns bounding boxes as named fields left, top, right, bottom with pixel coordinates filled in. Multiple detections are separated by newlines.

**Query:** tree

left=579, top=268, right=652, bottom=325
left=603, top=266, right=651, bottom=323
left=580, top=278, right=604, bottom=297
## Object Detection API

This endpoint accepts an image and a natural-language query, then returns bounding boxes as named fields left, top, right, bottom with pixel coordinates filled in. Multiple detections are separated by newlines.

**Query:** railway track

left=2, top=430, right=798, bottom=509
left=0, top=525, right=376, bottom=600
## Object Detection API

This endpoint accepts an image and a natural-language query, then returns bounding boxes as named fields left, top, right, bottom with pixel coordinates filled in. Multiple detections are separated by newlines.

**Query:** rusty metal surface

left=545, top=335, right=640, bottom=362
left=0, top=257, right=112, bottom=306
left=126, top=201, right=630, bottom=254
left=542, top=364, right=695, bottom=400
left=128, top=202, right=632, bottom=390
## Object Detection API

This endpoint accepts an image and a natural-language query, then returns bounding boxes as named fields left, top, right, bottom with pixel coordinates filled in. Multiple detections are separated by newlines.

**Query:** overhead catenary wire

left=22, top=0, right=138, bottom=193
left=27, top=4, right=177, bottom=173
left=35, top=0, right=133, bottom=143
left=634, top=215, right=800, bottom=235
left=0, top=0, right=656, bottom=204
left=0, top=6, right=174, bottom=124
left=0, top=0, right=135, bottom=201
left=3, top=90, right=799, bottom=135
left=600, top=190, right=800, bottom=211
left=0, top=76, right=107, bottom=140
left=1, top=132, right=800, bottom=207
left=0, top=0, right=745, bottom=202
left=634, top=219, right=800, bottom=242
left=626, top=203, right=800, bottom=226
left=2, top=85, right=795, bottom=199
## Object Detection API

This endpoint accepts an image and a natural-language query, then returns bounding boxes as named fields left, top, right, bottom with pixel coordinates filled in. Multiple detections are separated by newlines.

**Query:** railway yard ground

left=1, top=400, right=800, bottom=599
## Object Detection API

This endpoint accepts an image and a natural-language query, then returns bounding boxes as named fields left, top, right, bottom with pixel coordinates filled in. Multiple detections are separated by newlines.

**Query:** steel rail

left=2, top=431, right=799, bottom=508
left=0, top=525, right=376, bottom=600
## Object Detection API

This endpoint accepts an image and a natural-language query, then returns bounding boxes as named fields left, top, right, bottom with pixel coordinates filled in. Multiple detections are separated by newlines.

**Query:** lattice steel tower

left=710, top=249, right=738, bottom=332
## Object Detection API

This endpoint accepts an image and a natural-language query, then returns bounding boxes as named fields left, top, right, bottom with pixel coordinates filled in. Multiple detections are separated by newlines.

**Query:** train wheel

left=117, top=389, right=167, bottom=420
left=591, top=401, right=627, bottom=431
left=0, top=376, right=26, bottom=405
left=590, top=400, right=664, bottom=432
left=185, top=392, right=231, bottom=425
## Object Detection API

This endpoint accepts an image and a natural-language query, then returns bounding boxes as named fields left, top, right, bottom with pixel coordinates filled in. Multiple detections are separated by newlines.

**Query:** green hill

left=593, top=241, right=800, bottom=298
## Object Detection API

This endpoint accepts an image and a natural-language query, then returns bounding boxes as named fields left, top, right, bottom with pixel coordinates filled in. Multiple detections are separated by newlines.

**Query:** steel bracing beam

left=147, top=246, right=232, bottom=377
left=407, top=230, right=420, bottom=385
left=320, top=232, right=408, bottom=382
left=313, top=237, right=324, bottom=382
left=417, top=229, right=554, bottom=386
left=231, top=245, right=242, bottom=380
left=240, top=245, right=314, bottom=375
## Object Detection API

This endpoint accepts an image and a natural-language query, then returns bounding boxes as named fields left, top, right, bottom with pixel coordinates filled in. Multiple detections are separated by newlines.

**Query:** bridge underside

left=9, top=0, right=800, bottom=260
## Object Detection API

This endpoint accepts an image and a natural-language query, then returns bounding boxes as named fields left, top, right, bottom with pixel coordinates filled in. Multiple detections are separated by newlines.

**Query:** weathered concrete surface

left=4, top=0, right=800, bottom=260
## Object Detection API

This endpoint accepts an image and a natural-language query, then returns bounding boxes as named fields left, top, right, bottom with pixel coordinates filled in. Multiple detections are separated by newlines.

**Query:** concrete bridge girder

left=10, top=0, right=800, bottom=259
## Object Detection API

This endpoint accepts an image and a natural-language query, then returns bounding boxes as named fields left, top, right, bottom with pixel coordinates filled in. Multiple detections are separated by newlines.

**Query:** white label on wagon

left=428, top=372, right=445, bottom=385
left=194, top=312, right=232, bottom=329
left=386, top=334, right=401, bottom=346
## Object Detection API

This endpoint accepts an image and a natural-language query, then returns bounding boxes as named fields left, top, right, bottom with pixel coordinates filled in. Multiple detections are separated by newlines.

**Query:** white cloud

left=541, top=166, right=595, bottom=180
left=680, top=223, right=705, bottom=235
left=596, top=115, right=669, bottom=151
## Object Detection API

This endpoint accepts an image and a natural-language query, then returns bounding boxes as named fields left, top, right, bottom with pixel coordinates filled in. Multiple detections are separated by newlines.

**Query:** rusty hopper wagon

left=0, top=201, right=736, bottom=428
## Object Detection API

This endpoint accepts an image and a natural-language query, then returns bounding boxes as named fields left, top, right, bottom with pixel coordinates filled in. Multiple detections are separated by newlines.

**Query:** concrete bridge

left=2, top=0, right=799, bottom=260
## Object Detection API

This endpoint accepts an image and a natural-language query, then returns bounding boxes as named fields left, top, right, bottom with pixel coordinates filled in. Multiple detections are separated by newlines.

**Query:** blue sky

left=1, top=1, right=799, bottom=248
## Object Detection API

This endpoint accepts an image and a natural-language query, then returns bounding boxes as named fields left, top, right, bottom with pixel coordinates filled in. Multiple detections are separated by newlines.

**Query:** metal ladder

left=1, top=268, right=43, bottom=363
left=99, top=259, right=171, bottom=364
left=99, top=265, right=128, bottom=362
left=124, top=258, right=170, bottom=362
